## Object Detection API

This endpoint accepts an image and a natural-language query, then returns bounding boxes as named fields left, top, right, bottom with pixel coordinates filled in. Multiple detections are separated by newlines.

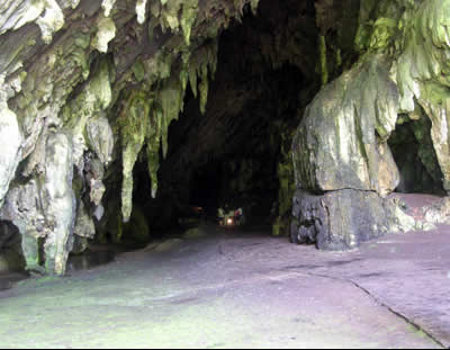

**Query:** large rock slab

left=423, top=197, right=450, bottom=225
left=292, top=56, right=400, bottom=196
left=290, top=189, right=416, bottom=250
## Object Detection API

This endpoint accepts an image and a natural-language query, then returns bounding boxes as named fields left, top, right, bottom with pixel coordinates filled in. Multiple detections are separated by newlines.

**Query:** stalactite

left=92, top=16, right=116, bottom=54
left=181, top=0, right=199, bottom=45
left=101, top=0, right=117, bottom=17
left=198, top=64, right=209, bottom=115
left=117, top=90, right=150, bottom=222
left=319, top=35, right=328, bottom=86
left=146, top=107, right=161, bottom=199
left=188, top=68, right=198, bottom=98
left=136, top=0, right=148, bottom=24
left=250, top=0, right=259, bottom=15
left=158, top=75, right=185, bottom=158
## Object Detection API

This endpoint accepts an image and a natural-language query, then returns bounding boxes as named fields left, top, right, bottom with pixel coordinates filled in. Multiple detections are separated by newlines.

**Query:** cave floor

left=0, top=222, right=449, bottom=348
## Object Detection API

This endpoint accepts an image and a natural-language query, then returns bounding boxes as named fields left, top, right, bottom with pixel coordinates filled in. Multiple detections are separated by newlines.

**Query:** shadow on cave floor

left=0, top=272, right=27, bottom=291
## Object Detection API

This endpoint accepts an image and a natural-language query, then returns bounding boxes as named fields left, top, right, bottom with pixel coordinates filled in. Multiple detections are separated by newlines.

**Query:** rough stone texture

left=0, top=0, right=261, bottom=274
left=0, top=179, right=45, bottom=272
left=292, top=55, right=400, bottom=196
left=0, top=0, right=449, bottom=272
left=0, top=79, right=22, bottom=207
left=86, top=115, right=114, bottom=166
left=43, top=132, right=75, bottom=275
left=290, top=0, right=449, bottom=251
left=392, top=0, right=450, bottom=192
left=0, top=131, right=76, bottom=274
left=73, top=201, right=95, bottom=240
left=423, top=197, right=450, bottom=225
left=290, top=189, right=415, bottom=250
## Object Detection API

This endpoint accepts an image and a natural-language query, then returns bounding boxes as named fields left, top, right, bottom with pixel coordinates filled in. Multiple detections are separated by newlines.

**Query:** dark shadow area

left=143, top=0, right=320, bottom=233
left=389, top=114, right=445, bottom=195
left=0, top=221, right=27, bottom=290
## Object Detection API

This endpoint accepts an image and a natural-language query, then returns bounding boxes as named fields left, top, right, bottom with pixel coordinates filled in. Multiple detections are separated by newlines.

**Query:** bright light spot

left=227, top=218, right=233, bottom=225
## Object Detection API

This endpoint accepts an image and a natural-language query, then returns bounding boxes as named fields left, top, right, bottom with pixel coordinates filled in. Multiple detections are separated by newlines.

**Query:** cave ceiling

left=0, top=0, right=449, bottom=275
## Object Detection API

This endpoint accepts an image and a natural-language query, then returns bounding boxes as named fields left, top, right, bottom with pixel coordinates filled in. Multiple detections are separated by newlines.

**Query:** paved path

left=0, top=223, right=449, bottom=348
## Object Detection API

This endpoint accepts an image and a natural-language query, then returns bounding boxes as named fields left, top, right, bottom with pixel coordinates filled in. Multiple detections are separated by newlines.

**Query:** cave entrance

left=388, top=115, right=445, bottom=195
left=0, top=221, right=25, bottom=277
left=133, top=0, right=318, bottom=235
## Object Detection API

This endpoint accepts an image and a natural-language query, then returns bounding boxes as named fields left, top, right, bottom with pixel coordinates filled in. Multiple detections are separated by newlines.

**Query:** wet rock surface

left=0, top=220, right=449, bottom=348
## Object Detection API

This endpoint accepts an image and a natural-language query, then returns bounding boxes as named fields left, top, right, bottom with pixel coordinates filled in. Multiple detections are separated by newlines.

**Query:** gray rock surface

left=292, top=56, right=400, bottom=196
left=42, top=132, right=75, bottom=275
left=290, top=189, right=415, bottom=250
left=0, top=80, right=22, bottom=207
left=0, top=0, right=449, bottom=273
left=423, top=197, right=450, bottom=225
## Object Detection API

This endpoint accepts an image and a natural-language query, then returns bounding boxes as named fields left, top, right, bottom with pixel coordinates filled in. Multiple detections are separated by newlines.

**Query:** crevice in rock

left=389, top=113, right=445, bottom=195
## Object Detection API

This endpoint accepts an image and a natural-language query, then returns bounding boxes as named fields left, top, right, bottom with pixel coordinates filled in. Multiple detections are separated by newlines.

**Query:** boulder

left=292, top=56, right=400, bottom=196
left=291, top=189, right=416, bottom=250
left=423, top=197, right=450, bottom=225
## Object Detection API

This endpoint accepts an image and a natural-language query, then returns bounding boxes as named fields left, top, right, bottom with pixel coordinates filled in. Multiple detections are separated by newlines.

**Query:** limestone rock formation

left=292, top=55, right=400, bottom=196
left=423, top=197, right=450, bottom=225
left=290, top=0, right=449, bottom=249
left=0, top=77, right=22, bottom=208
left=290, top=189, right=416, bottom=250
left=0, top=0, right=261, bottom=274
left=0, top=0, right=448, bottom=273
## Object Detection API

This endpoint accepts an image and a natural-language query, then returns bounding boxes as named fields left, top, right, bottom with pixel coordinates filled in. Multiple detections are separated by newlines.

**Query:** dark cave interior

left=0, top=2, right=450, bottom=344
left=101, top=0, right=445, bottom=246
left=120, top=0, right=319, bottom=239
left=0, top=0, right=447, bottom=279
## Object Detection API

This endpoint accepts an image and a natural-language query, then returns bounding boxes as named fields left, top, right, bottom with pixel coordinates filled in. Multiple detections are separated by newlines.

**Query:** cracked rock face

left=0, top=0, right=448, bottom=274
left=290, top=0, right=450, bottom=249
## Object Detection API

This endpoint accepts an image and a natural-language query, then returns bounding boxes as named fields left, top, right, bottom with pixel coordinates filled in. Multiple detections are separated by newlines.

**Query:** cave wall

left=291, top=0, right=450, bottom=249
left=0, top=0, right=448, bottom=274
left=0, top=0, right=263, bottom=274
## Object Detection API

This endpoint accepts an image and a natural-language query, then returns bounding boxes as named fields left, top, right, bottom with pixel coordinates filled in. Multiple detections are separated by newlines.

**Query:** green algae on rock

left=0, top=0, right=448, bottom=274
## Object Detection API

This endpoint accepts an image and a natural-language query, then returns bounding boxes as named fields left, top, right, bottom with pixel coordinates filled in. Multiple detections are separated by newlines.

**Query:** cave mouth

left=389, top=114, right=445, bottom=196
left=2, top=0, right=448, bottom=280
left=116, top=0, right=449, bottom=243
left=124, top=3, right=317, bottom=237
